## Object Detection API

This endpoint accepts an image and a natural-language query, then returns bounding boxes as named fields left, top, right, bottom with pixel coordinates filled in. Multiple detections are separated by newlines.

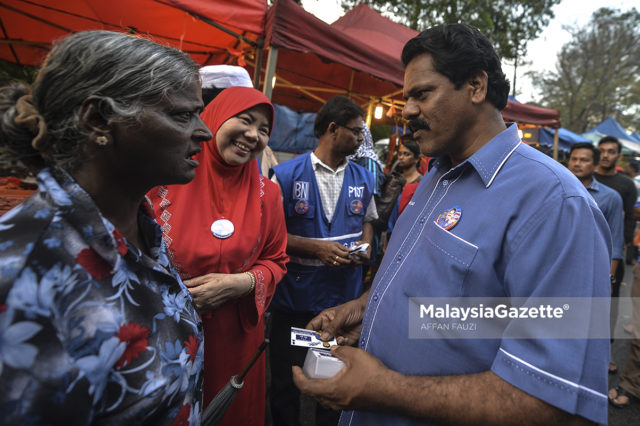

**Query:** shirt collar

left=310, top=152, right=349, bottom=174
left=586, top=178, right=601, bottom=192
left=37, top=168, right=165, bottom=270
left=459, top=124, right=522, bottom=188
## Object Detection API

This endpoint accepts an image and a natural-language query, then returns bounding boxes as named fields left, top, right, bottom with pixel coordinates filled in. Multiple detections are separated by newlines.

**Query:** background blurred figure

left=348, top=121, right=385, bottom=196
left=595, top=136, right=638, bottom=374
left=387, top=138, right=423, bottom=234
left=395, top=138, right=423, bottom=186
left=568, top=142, right=623, bottom=278
left=149, top=86, right=288, bottom=426
left=0, top=30, right=210, bottom=424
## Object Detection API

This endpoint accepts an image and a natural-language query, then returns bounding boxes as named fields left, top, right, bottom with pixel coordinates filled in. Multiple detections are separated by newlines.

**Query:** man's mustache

left=409, top=118, right=430, bottom=133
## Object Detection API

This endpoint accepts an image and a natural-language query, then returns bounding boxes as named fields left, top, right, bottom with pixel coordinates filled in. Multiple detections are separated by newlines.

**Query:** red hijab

left=152, top=87, right=274, bottom=278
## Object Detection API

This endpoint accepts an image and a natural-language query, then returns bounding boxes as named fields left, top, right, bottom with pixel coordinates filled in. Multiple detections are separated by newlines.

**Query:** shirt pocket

left=420, top=221, right=478, bottom=296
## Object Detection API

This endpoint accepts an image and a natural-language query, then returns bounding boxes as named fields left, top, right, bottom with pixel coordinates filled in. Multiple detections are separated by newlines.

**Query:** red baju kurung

left=149, top=87, right=288, bottom=426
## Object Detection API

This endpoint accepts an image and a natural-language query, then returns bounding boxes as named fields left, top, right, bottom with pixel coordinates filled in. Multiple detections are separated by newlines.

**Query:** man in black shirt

left=595, top=135, right=638, bottom=374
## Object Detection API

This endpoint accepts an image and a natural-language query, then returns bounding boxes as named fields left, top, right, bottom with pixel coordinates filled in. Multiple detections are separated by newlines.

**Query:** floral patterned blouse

left=0, top=169, right=204, bottom=425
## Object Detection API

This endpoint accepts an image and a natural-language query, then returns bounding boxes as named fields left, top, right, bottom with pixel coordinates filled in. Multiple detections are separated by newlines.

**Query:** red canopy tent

left=331, top=2, right=417, bottom=70
left=502, top=99, right=562, bottom=159
left=257, top=0, right=408, bottom=118
left=1, top=0, right=563, bottom=155
left=502, top=100, right=560, bottom=128
left=0, top=0, right=265, bottom=68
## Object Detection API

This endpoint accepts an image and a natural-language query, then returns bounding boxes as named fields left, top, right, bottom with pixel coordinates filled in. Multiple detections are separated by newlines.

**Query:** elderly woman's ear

left=78, top=95, right=113, bottom=149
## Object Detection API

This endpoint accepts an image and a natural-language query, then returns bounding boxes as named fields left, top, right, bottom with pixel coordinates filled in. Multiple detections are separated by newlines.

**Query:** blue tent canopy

left=631, top=132, right=640, bottom=143
left=586, top=117, right=639, bottom=143
left=269, top=104, right=317, bottom=153
left=584, top=117, right=640, bottom=154
left=539, top=127, right=590, bottom=152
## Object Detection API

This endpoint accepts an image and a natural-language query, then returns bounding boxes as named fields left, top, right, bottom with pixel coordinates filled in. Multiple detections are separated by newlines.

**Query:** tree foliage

left=340, top=0, right=559, bottom=63
left=530, top=8, right=640, bottom=133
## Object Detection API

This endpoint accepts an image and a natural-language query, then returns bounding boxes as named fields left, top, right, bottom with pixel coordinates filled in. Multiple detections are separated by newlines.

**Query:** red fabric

left=331, top=3, right=418, bottom=65
left=0, top=0, right=264, bottom=67
left=417, top=156, right=430, bottom=176
left=148, top=87, right=288, bottom=426
left=399, top=181, right=420, bottom=216
left=262, top=0, right=408, bottom=113
left=501, top=99, right=561, bottom=128
left=164, top=0, right=267, bottom=35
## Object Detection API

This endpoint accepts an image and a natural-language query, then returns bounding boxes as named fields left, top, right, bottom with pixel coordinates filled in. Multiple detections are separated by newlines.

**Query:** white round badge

left=211, top=219, right=234, bottom=239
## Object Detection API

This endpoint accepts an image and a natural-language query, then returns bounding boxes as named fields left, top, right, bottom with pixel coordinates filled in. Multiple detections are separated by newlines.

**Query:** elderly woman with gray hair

left=0, top=31, right=211, bottom=424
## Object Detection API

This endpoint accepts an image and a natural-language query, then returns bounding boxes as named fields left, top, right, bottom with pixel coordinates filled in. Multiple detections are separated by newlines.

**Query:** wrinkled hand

left=316, top=241, right=353, bottom=267
left=307, top=297, right=366, bottom=346
left=349, top=240, right=371, bottom=265
left=292, top=345, right=394, bottom=411
left=184, top=273, right=247, bottom=313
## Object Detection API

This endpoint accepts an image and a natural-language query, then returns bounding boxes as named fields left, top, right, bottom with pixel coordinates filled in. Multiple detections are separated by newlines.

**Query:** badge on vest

left=294, top=180, right=309, bottom=200
left=435, top=206, right=461, bottom=231
left=295, top=199, right=310, bottom=215
left=349, top=199, right=363, bottom=214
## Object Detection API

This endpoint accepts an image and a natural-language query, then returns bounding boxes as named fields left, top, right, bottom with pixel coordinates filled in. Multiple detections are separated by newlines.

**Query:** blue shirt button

left=361, top=339, right=365, bottom=346
left=442, top=180, right=449, bottom=186
left=373, top=294, right=379, bottom=302
left=396, top=254, right=403, bottom=262
left=419, top=217, right=426, bottom=224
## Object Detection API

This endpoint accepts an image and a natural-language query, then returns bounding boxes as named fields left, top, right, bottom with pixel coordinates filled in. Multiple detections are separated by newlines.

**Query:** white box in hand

left=302, top=348, right=346, bottom=379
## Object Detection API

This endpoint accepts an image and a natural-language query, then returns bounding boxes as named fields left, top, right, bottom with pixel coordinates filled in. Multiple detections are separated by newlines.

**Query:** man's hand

left=316, top=240, right=353, bottom=267
left=307, top=293, right=368, bottom=346
left=184, top=273, right=250, bottom=313
left=349, top=240, right=371, bottom=265
left=292, top=345, right=395, bottom=411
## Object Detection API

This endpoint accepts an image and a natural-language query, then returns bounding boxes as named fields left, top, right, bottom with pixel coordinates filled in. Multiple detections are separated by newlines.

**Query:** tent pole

left=553, top=128, right=559, bottom=161
left=348, top=70, right=355, bottom=99
left=366, top=99, right=373, bottom=128
left=262, top=47, right=278, bottom=100
left=253, top=39, right=264, bottom=89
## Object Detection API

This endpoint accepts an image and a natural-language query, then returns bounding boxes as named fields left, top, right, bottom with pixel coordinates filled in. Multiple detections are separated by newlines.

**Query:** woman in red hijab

left=149, top=86, right=288, bottom=426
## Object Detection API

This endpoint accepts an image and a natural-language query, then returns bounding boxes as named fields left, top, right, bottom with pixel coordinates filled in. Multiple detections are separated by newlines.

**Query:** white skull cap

left=199, top=65, right=253, bottom=89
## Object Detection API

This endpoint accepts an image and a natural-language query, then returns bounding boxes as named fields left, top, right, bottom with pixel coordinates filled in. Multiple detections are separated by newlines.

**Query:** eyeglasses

left=340, top=125, right=364, bottom=137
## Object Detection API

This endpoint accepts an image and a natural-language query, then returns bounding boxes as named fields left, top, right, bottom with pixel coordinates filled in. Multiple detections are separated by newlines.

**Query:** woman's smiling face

left=215, top=104, right=271, bottom=166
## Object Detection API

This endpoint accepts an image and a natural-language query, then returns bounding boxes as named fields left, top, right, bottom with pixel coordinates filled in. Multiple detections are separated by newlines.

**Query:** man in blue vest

left=292, top=24, right=610, bottom=425
left=269, top=96, right=377, bottom=425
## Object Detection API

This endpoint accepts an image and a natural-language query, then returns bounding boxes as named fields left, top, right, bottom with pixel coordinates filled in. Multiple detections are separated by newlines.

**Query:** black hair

left=401, top=23, right=510, bottom=110
left=313, top=96, right=364, bottom=138
left=0, top=30, right=199, bottom=172
left=401, top=138, right=421, bottom=159
left=570, top=142, right=600, bottom=164
left=598, top=136, right=622, bottom=154
left=202, top=87, right=224, bottom=106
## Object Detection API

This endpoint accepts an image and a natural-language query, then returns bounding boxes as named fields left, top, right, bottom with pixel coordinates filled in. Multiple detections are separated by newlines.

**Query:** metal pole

left=253, top=41, right=264, bottom=89
left=262, top=47, right=279, bottom=100
left=365, top=99, right=374, bottom=128
left=553, top=128, right=559, bottom=161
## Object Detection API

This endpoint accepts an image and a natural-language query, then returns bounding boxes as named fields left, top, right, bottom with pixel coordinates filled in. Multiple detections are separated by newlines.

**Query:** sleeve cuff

left=491, top=347, right=607, bottom=425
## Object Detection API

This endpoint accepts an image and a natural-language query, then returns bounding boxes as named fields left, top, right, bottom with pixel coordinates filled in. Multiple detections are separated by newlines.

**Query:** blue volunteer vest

left=271, top=153, right=374, bottom=313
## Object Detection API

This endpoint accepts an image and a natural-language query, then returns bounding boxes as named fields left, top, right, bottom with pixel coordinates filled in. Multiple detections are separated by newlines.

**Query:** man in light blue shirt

left=569, top=142, right=623, bottom=280
left=292, top=24, right=611, bottom=425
